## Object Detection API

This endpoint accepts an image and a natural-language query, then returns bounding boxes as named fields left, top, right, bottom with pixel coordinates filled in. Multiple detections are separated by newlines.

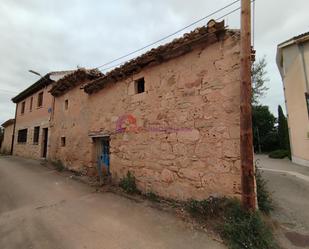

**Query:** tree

left=252, top=105, right=279, bottom=152
left=252, top=57, right=269, bottom=105
left=277, top=105, right=291, bottom=157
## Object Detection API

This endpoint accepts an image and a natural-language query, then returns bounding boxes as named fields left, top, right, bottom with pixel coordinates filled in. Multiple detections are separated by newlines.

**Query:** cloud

left=0, top=0, right=308, bottom=125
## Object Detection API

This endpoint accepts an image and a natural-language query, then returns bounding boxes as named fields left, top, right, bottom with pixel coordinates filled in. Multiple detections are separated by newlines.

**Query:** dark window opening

left=135, top=78, right=145, bottom=94
left=65, top=99, right=69, bottom=110
left=37, top=92, right=43, bottom=107
left=305, top=93, right=309, bottom=117
left=30, top=97, right=33, bottom=111
left=33, top=126, right=40, bottom=144
left=61, top=137, right=66, bottom=147
left=17, top=129, right=28, bottom=143
left=21, top=101, right=25, bottom=114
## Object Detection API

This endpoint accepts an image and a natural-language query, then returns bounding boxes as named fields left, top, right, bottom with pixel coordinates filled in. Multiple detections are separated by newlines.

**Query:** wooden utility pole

left=240, top=0, right=256, bottom=211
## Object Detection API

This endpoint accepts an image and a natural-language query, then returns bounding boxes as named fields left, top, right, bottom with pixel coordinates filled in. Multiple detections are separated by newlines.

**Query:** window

left=17, top=129, right=28, bottom=143
left=305, top=93, right=309, bottom=115
left=33, top=126, right=40, bottom=144
left=61, top=137, right=66, bottom=147
left=21, top=101, right=25, bottom=114
left=30, top=97, right=33, bottom=111
left=37, top=92, right=43, bottom=107
left=65, top=99, right=69, bottom=110
left=135, top=77, right=145, bottom=94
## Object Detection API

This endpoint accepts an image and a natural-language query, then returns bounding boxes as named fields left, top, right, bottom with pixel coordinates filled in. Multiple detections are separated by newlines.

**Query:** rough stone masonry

left=48, top=22, right=242, bottom=201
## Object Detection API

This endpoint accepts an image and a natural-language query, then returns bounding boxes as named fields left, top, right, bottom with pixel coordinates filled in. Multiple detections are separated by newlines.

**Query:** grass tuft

left=186, top=197, right=278, bottom=249
left=119, top=171, right=139, bottom=194
left=255, top=162, right=274, bottom=214
left=52, top=160, right=65, bottom=172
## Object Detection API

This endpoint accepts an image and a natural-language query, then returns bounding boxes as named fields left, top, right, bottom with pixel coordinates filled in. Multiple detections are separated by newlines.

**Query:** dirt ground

left=0, top=155, right=225, bottom=249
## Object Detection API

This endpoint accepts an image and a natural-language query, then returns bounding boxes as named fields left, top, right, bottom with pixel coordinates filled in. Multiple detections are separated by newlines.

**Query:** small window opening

left=65, top=99, right=69, bottom=110
left=37, top=92, right=43, bottom=107
left=21, top=101, right=25, bottom=114
left=135, top=78, right=145, bottom=94
left=17, top=129, right=28, bottom=143
left=61, top=137, right=66, bottom=147
left=33, top=126, right=40, bottom=144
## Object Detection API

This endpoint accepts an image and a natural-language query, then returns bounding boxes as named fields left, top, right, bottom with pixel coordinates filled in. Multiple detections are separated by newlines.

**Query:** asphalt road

left=0, top=156, right=225, bottom=249
left=256, top=155, right=309, bottom=249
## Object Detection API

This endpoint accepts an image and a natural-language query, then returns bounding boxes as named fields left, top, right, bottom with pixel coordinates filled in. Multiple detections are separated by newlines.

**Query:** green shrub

left=255, top=164, right=274, bottom=214
left=146, top=192, right=159, bottom=202
left=222, top=201, right=278, bottom=249
left=186, top=197, right=232, bottom=219
left=268, top=149, right=288, bottom=159
left=119, top=171, right=138, bottom=194
left=186, top=197, right=278, bottom=249
left=52, top=160, right=65, bottom=172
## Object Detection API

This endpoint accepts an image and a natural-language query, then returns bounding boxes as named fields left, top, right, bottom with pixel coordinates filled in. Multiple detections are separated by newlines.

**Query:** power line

left=95, top=0, right=241, bottom=70
left=98, top=5, right=242, bottom=72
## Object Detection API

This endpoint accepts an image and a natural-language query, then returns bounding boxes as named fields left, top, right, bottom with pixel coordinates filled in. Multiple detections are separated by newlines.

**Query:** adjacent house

left=277, top=32, right=309, bottom=167
left=11, top=71, right=73, bottom=159
left=0, top=119, right=15, bottom=154
left=47, top=20, right=242, bottom=200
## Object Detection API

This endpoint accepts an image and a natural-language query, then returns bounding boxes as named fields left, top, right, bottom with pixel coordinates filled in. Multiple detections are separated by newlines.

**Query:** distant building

left=11, top=71, right=73, bottom=159
left=0, top=119, right=15, bottom=154
left=277, top=32, right=309, bottom=167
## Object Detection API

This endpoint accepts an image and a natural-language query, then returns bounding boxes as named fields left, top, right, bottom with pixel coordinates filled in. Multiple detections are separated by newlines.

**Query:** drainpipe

left=10, top=103, right=18, bottom=155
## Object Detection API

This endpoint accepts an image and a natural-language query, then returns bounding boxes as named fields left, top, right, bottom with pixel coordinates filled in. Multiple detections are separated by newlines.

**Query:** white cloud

left=0, top=0, right=308, bottom=124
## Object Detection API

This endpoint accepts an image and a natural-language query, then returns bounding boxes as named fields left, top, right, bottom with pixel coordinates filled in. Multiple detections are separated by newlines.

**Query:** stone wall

left=50, top=31, right=241, bottom=200
left=95, top=33, right=240, bottom=200
left=13, top=85, right=53, bottom=159
left=49, top=85, right=95, bottom=174
left=1, top=124, right=14, bottom=154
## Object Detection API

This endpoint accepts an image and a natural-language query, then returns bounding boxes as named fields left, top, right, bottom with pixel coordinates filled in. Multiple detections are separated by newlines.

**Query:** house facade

left=11, top=71, right=72, bottom=159
left=277, top=32, right=309, bottom=167
left=0, top=119, right=15, bottom=154
left=48, top=21, right=242, bottom=200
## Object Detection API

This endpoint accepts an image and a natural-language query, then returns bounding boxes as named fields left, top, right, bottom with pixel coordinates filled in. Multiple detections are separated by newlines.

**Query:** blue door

left=101, top=137, right=110, bottom=175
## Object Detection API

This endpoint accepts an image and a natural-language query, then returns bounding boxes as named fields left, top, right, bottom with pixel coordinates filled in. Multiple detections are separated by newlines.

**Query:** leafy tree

left=252, top=57, right=269, bottom=105
left=277, top=105, right=291, bottom=158
left=252, top=105, right=279, bottom=153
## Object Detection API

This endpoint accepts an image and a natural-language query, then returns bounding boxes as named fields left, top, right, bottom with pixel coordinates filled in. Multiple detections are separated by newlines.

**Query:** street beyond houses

left=0, top=156, right=225, bottom=249
left=256, top=154, right=309, bottom=248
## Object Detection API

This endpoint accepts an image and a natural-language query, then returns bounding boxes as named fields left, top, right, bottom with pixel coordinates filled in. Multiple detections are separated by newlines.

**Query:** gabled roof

left=50, top=68, right=103, bottom=97
left=84, top=20, right=233, bottom=94
left=278, top=31, right=309, bottom=49
left=1, top=119, right=15, bottom=128
left=11, top=70, right=74, bottom=103
left=276, top=31, right=309, bottom=76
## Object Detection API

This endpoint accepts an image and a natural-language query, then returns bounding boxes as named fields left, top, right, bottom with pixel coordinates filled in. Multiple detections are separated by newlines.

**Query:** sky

left=0, top=0, right=308, bottom=125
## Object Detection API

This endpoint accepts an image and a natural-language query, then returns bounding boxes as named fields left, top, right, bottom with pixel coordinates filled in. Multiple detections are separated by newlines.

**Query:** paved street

left=0, top=156, right=224, bottom=249
left=255, top=154, right=309, bottom=248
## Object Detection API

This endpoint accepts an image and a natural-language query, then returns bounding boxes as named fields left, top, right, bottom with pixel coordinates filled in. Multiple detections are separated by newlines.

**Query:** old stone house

left=0, top=119, right=15, bottom=154
left=47, top=20, right=242, bottom=200
left=11, top=71, right=73, bottom=159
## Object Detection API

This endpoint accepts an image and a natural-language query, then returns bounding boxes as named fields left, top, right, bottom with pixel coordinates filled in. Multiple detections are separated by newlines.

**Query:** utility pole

left=240, top=0, right=256, bottom=211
